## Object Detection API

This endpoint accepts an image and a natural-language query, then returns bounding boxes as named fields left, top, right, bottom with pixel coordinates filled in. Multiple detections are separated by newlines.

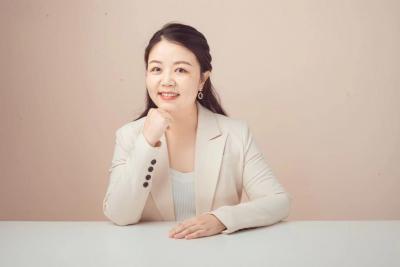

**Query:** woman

left=103, top=22, right=292, bottom=240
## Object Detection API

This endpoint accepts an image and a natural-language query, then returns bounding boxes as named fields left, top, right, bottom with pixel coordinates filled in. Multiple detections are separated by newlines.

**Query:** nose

left=161, top=78, right=175, bottom=87
left=160, top=70, right=176, bottom=86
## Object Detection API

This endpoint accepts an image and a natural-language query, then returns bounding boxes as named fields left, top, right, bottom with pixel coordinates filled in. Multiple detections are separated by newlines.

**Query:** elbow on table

left=112, top=218, right=139, bottom=226
left=105, top=212, right=140, bottom=226
left=103, top=205, right=140, bottom=226
left=278, top=192, right=292, bottom=221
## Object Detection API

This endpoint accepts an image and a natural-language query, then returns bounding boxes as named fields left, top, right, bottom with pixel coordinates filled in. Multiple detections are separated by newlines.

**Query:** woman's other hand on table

left=168, top=213, right=226, bottom=240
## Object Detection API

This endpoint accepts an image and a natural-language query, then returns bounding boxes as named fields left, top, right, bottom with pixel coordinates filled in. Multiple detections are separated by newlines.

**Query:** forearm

left=103, top=167, right=150, bottom=225
left=208, top=192, right=292, bottom=234
left=103, top=131, right=160, bottom=225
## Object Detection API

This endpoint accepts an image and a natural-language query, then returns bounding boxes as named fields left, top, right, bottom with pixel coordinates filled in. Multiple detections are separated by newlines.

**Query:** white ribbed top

left=169, top=168, right=196, bottom=222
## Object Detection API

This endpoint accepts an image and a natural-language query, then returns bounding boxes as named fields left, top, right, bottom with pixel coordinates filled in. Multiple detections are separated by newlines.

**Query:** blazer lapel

left=194, top=102, right=228, bottom=216
left=149, top=102, right=228, bottom=221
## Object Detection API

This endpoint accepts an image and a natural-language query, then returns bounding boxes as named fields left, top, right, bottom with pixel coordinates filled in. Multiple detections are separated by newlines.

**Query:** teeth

left=161, top=93, right=178, bottom=96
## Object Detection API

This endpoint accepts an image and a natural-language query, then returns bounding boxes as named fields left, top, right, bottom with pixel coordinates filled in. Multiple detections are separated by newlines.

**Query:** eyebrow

left=148, top=60, right=192, bottom=66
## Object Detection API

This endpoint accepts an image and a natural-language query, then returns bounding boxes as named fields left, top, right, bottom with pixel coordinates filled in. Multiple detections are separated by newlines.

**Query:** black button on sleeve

left=151, top=159, right=156, bottom=165
left=143, top=182, right=149, bottom=188
left=148, top=166, right=154, bottom=172
left=146, top=175, right=151, bottom=180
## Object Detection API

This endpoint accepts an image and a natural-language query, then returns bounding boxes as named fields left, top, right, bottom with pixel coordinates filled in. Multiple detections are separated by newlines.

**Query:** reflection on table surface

left=1, top=220, right=399, bottom=267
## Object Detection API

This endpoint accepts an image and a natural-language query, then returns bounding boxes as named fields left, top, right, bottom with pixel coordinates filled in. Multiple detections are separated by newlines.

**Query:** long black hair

left=133, top=22, right=228, bottom=121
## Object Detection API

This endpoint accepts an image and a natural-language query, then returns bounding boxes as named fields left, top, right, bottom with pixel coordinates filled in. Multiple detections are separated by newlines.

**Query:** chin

left=158, top=102, right=176, bottom=109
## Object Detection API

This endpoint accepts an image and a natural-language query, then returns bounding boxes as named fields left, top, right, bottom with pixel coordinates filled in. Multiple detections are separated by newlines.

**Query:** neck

left=167, top=104, right=198, bottom=133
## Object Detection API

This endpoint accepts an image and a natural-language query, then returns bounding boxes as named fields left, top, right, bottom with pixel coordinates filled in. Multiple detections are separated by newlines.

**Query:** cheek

left=145, top=75, right=154, bottom=86
left=178, top=78, right=200, bottom=95
left=146, top=77, right=158, bottom=94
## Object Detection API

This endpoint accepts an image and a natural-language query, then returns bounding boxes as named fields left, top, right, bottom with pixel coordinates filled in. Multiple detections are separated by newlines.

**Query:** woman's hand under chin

left=168, top=213, right=227, bottom=240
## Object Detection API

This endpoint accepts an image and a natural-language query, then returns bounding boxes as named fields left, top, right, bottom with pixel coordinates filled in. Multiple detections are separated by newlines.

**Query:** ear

left=200, top=71, right=211, bottom=88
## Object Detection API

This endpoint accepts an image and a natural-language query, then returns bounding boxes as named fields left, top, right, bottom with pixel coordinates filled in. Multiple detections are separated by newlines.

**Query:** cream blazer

left=103, top=102, right=292, bottom=234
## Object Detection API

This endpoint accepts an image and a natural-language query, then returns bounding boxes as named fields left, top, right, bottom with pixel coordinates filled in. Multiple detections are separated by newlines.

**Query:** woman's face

left=145, top=38, right=210, bottom=114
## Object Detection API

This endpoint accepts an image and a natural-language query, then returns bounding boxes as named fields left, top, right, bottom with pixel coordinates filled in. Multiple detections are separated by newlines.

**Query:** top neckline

left=169, top=168, right=194, bottom=175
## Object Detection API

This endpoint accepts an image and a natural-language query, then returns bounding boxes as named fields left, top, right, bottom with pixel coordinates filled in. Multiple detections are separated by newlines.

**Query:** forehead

left=148, top=39, right=198, bottom=65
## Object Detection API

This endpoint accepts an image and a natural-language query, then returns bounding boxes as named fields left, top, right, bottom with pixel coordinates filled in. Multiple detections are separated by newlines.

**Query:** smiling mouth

left=158, top=92, right=180, bottom=96
left=158, top=92, right=180, bottom=101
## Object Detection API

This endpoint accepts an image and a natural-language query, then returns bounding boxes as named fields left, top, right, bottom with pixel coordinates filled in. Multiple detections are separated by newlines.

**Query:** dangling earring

left=197, top=90, right=203, bottom=100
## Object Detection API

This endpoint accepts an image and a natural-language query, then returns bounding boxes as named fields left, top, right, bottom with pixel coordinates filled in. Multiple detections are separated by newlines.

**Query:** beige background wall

left=1, top=0, right=399, bottom=220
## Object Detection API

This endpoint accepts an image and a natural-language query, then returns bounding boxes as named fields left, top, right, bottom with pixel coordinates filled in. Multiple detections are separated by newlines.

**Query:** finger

left=169, top=218, right=195, bottom=236
left=185, top=229, right=207, bottom=240
left=168, top=222, right=185, bottom=236
left=157, top=108, right=174, bottom=123
left=168, top=226, right=179, bottom=237
left=171, top=222, right=193, bottom=236
left=174, top=225, right=203, bottom=239
left=161, top=113, right=174, bottom=125
left=169, top=221, right=195, bottom=236
left=148, top=108, right=155, bottom=116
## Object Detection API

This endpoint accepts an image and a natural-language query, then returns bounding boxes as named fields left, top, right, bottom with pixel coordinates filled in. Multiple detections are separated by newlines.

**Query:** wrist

left=142, top=132, right=159, bottom=147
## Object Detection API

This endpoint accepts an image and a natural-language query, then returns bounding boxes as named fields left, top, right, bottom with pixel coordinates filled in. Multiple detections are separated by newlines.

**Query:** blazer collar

left=149, top=101, right=228, bottom=221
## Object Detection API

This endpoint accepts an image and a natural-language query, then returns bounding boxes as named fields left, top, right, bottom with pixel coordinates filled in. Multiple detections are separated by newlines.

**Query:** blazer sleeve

left=206, top=121, right=292, bottom=234
left=103, top=127, right=162, bottom=226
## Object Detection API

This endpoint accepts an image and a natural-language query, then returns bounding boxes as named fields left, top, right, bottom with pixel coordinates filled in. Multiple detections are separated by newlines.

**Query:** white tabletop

left=0, top=220, right=399, bottom=267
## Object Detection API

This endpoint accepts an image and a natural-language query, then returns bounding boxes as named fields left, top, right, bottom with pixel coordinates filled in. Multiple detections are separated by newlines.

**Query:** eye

left=176, top=68, right=187, bottom=73
left=150, top=67, right=160, bottom=72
